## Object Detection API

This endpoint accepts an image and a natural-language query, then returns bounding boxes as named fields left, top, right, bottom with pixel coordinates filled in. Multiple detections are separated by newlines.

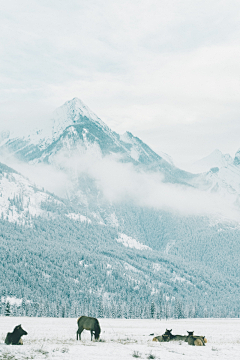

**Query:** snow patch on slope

left=107, top=212, right=119, bottom=227
left=1, top=296, right=24, bottom=306
left=0, top=167, right=64, bottom=225
left=165, top=240, right=175, bottom=254
left=66, top=213, right=91, bottom=223
left=0, top=172, right=49, bottom=225
left=116, top=233, right=152, bottom=251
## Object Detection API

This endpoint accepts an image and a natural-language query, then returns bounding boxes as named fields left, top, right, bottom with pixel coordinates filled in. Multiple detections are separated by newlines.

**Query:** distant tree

left=5, top=301, right=11, bottom=316
left=98, top=301, right=104, bottom=318
left=174, top=300, right=184, bottom=319
left=150, top=302, right=156, bottom=319
left=111, top=303, right=116, bottom=318
left=165, top=300, right=170, bottom=320
left=22, top=298, right=26, bottom=316
left=128, top=302, right=134, bottom=319
left=116, top=303, right=122, bottom=318
left=188, top=304, right=196, bottom=318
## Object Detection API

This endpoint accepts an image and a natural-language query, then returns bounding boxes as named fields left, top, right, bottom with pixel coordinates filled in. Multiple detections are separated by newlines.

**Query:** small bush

left=35, top=348, right=49, bottom=356
left=0, top=353, right=18, bottom=360
left=147, top=352, right=156, bottom=359
left=132, top=350, right=141, bottom=358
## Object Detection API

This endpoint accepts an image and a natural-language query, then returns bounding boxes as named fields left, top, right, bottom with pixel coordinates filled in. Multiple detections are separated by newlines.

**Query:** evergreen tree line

left=1, top=295, right=234, bottom=319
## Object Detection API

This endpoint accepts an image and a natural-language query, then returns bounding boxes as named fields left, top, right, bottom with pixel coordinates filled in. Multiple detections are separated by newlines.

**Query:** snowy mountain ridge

left=1, top=98, right=240, bottom=317
left=188, top=149, right=240, bottom=206
left=0, top=98, right=112, bottom=154
left=0, top=98, right=195, bottom=196
left=1, top=97, right=240, bottom=211
left=32, top=97, right=112, bottom=148
left=0, top=97, right=179, bottom=170
left=190, top=149, right=233, bottom=174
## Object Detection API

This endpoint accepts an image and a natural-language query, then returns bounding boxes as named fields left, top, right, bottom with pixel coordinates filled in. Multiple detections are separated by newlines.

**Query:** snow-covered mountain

left=0, top=98, right=163, bottom=164
left=0, top=162, right=66, bottom=225
left=2, top=98, right=240, bottom=208
left=190, top=149, right=233, bottom=174
left=2, top=97, right=240, bottom=213
left=187, top=149, right=240, bottom=207
left=1, top=97, right=240, bottom=318
left=0, top=98, right=196, bottom=197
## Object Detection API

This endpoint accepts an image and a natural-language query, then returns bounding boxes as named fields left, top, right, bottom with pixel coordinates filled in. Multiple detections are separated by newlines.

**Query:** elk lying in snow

left=152, top=334, right=170, bottom=342
left=153, top=329, right=186, bottom=342
left=76, top=316, right=101, bottom=341
left=152, top=329, right=207, bottom=345
left=164, top=329, right=187, bottom=341
left=5, top=325, right=28, bottom=345
left=187, top=335, right=206, bottom=346
left=186, top=331, right=207, bottom=346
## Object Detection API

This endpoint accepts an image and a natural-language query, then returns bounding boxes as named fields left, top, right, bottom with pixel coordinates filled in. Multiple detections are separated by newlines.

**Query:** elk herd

left=153, top=329, right=207, bottom=346
left=4, top=316, right=207, bottom=347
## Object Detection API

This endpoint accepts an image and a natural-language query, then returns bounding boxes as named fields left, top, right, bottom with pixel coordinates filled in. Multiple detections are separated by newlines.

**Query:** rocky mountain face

left=1, top=98, right=240, bottom=318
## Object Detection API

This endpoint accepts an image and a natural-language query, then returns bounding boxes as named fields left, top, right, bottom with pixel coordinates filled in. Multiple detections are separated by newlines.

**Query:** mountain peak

left=53, top=97, right=101, bottom=126
left=27, top=98, right=108, bottom=146
left=63, top=97, right=93, bottom=115
left=190, top=149, right=233, bottom=173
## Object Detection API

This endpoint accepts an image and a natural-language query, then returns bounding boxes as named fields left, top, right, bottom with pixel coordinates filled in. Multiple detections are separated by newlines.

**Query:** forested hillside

left=113, top=205, right=240, bottom=278
left=1, top=207, right=240, bottom=319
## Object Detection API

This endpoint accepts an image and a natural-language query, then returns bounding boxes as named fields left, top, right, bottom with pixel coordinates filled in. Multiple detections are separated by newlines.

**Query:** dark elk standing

left=5, top=325, right=28, bottom=345
left=76, top=316, right=101, bottom=341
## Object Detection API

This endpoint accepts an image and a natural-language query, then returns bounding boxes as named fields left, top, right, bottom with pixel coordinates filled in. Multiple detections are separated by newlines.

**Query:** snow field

left=0, top=317, right=239, bottom=360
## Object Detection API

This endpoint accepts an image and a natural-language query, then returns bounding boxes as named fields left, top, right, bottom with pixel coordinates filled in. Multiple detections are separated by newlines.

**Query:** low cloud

left=52, top=146, right=240, bottom=221
left=1, top=145, right=240, bottom=222
left=0, top=152, right=69, bottom=198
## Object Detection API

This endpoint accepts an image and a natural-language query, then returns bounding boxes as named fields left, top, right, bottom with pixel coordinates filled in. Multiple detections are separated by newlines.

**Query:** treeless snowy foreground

left=0, top=317, right=239, bottom=360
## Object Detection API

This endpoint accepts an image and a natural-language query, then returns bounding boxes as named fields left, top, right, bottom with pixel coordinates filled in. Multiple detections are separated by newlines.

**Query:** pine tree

left=150, top=302, right=156, bottom=319
left=5, top=301, right=11, bottom=316
left=98, top=301, right=104, bottom=318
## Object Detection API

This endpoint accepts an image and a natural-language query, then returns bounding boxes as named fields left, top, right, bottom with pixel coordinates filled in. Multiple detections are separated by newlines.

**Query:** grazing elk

left=76, top=316, right=101, bottom=341
left=5, top=324, right=28, bottom=345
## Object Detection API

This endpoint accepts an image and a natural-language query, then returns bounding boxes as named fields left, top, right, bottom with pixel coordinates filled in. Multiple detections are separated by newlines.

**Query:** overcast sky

left=1, top=0, right=240, bottom=169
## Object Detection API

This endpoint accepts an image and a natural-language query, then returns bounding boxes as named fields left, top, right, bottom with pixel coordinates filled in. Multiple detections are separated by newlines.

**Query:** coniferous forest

left=1, top=197, right=240, bottom=319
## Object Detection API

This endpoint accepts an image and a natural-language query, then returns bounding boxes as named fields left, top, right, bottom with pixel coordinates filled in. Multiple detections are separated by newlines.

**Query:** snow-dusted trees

left=1, top=207, right=240, bottom=320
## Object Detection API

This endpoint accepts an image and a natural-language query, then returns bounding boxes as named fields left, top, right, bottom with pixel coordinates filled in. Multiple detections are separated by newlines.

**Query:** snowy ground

left=0, top=317, right=239, bottom=360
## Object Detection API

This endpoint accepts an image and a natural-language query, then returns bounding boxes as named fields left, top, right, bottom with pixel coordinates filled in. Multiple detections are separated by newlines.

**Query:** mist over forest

left=1, top=98, right=240, bottom=320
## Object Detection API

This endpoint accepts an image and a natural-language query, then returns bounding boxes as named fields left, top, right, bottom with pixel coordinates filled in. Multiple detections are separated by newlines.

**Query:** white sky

left=1, top=0, right=240, bottom=168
